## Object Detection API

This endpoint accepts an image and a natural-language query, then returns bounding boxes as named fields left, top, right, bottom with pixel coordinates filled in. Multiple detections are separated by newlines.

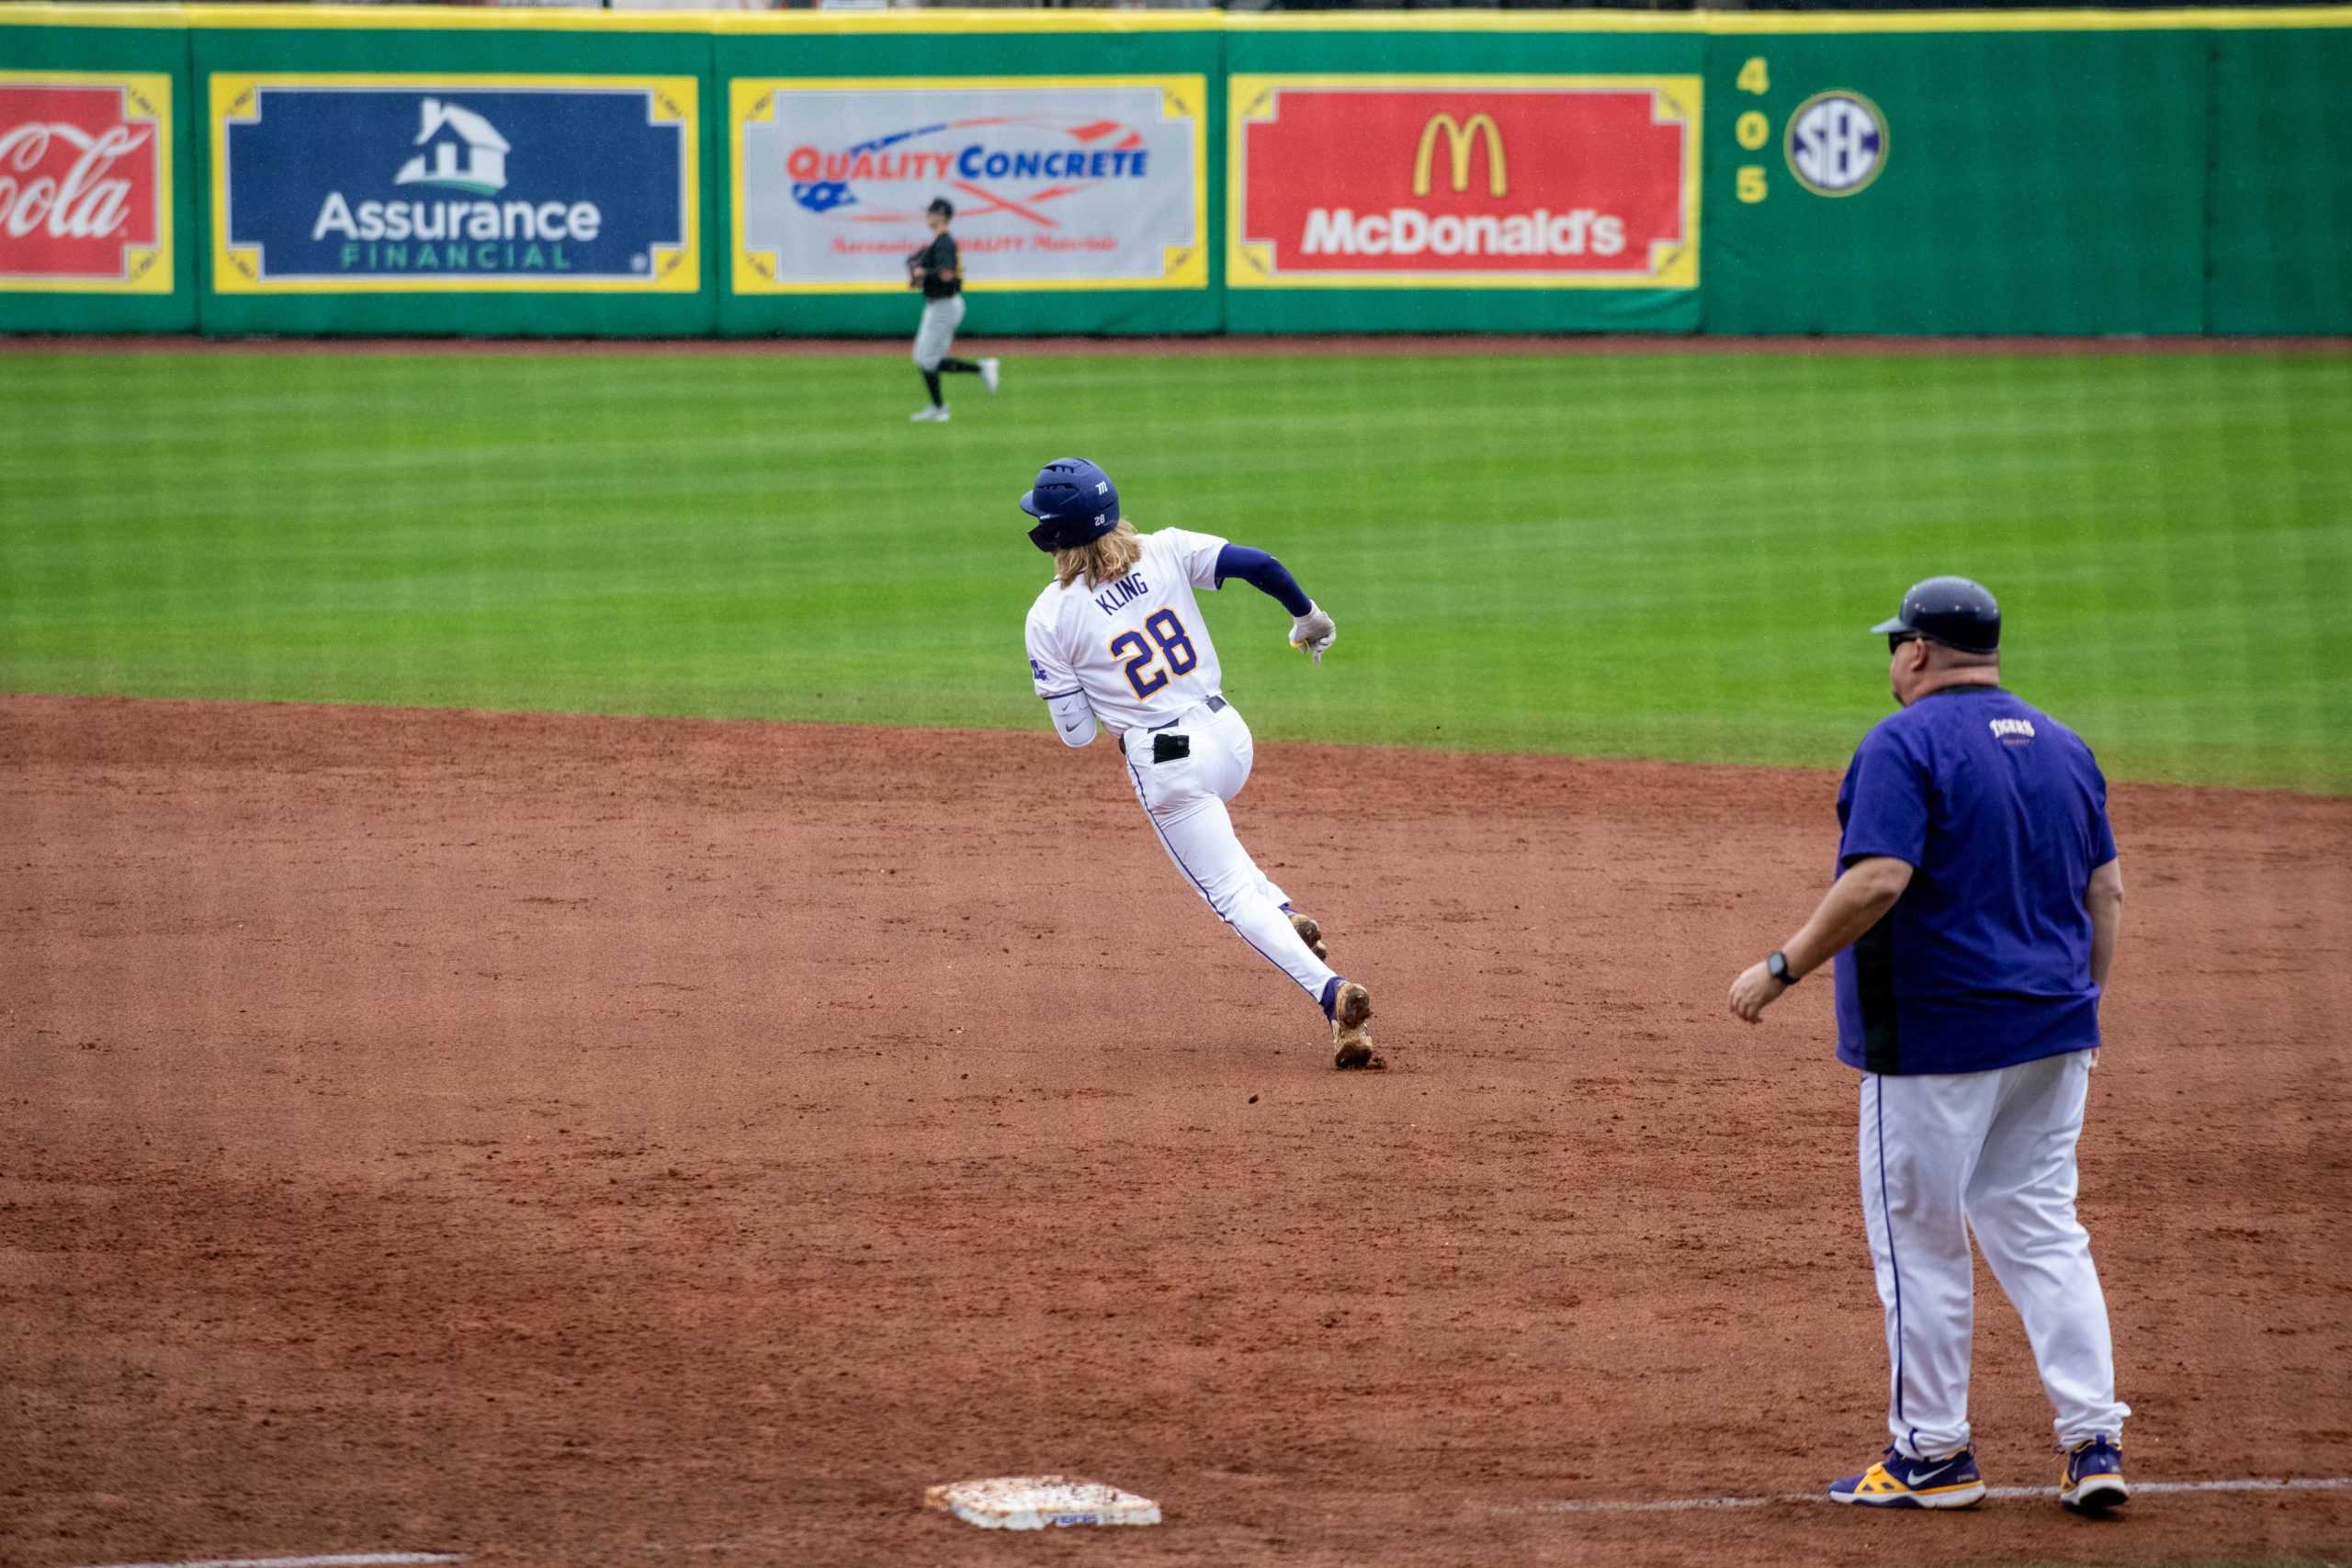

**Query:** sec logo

left=1785, top=90, right=1887, bottom=197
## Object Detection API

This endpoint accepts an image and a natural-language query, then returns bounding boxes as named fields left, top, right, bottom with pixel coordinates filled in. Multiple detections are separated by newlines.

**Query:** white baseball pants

left=1121, top=699, right=1337, bottom=1007
left=912, top=295, right=965, bottom=371
left=1859, top=1049, right=2131, bottom=1458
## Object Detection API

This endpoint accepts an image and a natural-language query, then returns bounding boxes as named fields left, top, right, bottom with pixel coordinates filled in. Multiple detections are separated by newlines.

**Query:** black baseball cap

left=1871, top=576, right=2001, bottom=655
left=927, top=197, right=954, bottom=219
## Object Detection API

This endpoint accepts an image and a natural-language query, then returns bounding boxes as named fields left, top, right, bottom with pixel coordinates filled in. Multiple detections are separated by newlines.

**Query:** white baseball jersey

left=1024, top=527, right=1229, bottom=731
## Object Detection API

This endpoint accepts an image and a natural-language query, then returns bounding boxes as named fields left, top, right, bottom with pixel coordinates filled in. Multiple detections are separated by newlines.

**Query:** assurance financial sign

left=1230, top=77, right=1700, bottom=289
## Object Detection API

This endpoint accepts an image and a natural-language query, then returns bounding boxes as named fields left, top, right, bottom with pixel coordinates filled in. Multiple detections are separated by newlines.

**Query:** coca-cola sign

left=0, top=75, right=171, bottom=292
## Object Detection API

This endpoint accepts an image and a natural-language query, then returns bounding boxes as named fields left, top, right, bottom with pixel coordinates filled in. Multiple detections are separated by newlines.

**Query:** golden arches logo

left=1410, top=112, right=1506, bottom=198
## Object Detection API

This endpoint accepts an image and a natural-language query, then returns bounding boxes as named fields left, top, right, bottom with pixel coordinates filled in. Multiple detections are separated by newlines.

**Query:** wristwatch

left=1766, top=950, right=1798, bottom=986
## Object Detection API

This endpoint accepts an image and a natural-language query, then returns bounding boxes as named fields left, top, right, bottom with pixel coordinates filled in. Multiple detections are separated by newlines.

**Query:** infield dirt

left=5, top=694, right=2347, bottom=1567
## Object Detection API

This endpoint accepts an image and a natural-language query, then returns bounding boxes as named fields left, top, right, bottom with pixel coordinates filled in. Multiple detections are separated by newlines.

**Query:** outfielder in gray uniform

left=907, top=197, right=999, bottom=423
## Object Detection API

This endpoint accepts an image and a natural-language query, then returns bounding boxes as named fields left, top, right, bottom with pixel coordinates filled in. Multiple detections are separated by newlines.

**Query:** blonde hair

left=1054, top=519, right=1142, bottom=589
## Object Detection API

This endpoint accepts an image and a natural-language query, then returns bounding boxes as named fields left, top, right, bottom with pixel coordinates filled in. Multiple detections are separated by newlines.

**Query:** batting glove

left=1288, top=603, right=1337, bottom=664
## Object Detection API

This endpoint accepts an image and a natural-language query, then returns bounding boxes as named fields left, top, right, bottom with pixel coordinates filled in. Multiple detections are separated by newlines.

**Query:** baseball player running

left=1727, top=577, right=2130, bottom=1514
left=906, top=197, right=999, bottom=423
left=1016, top=457, right=1379, bottom=1069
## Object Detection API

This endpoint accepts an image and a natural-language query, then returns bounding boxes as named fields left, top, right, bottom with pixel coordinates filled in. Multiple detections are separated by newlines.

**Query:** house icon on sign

left=394, top=99, right=511, bottom=195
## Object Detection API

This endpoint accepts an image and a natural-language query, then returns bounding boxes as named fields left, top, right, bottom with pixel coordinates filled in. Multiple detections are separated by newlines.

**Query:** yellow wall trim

left=6, top=4, right=2348, bottom=37
left=0, top=4, right=192, bottom=29
left=1228, top=5, right=2352, bottom=31
left=715, top=8, right=1222, bottom=34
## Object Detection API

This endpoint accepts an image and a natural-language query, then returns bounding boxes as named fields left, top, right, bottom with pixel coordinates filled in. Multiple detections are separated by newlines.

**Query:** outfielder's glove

left=1288, top=603, right=1336, bottom=663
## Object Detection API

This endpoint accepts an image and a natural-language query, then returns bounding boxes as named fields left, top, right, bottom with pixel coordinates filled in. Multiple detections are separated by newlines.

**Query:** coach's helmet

left=1019, top=457, right=1122, bottom=553
left=1871, top=575, right=2001, bottom=655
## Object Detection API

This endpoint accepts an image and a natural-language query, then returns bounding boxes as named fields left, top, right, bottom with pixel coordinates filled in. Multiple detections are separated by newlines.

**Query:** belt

left=1146, top=694, right=1227, bottom=731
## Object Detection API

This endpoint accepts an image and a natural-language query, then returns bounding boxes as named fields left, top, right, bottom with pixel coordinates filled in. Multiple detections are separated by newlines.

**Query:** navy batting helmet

left=1019, top=457, right=1121, bottom=553
left=1871, top=575, right=2001, bottom=655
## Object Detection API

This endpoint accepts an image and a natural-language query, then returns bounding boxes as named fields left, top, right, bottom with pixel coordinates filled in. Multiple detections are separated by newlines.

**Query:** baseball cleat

left=2059, top=1437, right=2128, bottom=1513
left=979, top=357, right=1001, bottom=395
left=1827, top=1446, right=1985, bottom=1508
left=1289, top=911, right=1329, bottom=961
left=1328, top=980, right=1378, bottom=1070
left=910, top=405, right=950, bottom=423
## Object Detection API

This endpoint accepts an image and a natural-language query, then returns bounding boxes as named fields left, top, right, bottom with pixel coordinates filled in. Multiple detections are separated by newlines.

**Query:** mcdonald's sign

left=1228, top=77, right=1700, bottom=289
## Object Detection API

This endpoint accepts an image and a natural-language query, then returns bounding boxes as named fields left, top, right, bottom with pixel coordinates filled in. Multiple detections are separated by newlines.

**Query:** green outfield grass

left=3, top=345, right=2346, bottom=791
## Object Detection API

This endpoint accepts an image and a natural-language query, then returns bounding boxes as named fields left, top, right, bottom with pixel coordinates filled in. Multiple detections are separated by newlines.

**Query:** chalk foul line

left=1514, top=1475, right=2352, bottom=1515
left=59, top=1481, right=2352, bottom=1562
left=67, top=1554, right=463, bottom=1568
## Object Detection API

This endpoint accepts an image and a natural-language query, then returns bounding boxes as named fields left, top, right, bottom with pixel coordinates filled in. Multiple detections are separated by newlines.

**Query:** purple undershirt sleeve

left=1213, top=544, right=1312, bottom=617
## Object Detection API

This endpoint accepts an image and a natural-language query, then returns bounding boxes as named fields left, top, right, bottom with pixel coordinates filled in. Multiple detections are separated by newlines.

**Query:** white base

left=924, top=1475, right=1161, bottom=1530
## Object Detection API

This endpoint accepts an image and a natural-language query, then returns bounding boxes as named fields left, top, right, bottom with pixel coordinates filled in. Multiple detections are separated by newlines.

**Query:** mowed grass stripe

left=2, top=348, right=2346, bottom=792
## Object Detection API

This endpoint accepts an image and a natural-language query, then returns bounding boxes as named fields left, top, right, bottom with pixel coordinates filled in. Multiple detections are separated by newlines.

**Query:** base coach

left=1728, top=576, right=2132, bottom=1514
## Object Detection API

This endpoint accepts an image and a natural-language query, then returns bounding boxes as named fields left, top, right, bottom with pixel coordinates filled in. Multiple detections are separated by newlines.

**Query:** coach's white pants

left=1122, top=700, right=1337, bottom=1007
left=912, top=295, right=965, bottom=371
left=1859, top=1050, right=2130, bottom=1458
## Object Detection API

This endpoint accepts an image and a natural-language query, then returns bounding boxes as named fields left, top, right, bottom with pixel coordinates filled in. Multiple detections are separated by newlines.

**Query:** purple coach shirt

left=1832, top=685, right=2118, bottom=1076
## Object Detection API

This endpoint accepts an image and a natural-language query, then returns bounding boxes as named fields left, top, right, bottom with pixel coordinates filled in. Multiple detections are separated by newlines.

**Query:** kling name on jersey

left=1092, top=574, right=1149, bottom=617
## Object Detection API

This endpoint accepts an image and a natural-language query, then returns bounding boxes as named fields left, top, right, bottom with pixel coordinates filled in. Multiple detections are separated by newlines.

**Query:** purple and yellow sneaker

left=2060, top=1437, right=2129, bottom=1513
left=1828, top=1445, right=1986, bottom=1508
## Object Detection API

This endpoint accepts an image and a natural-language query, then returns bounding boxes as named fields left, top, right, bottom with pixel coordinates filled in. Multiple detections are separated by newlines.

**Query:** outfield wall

left=4, top=5, right=2347, bottom=337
